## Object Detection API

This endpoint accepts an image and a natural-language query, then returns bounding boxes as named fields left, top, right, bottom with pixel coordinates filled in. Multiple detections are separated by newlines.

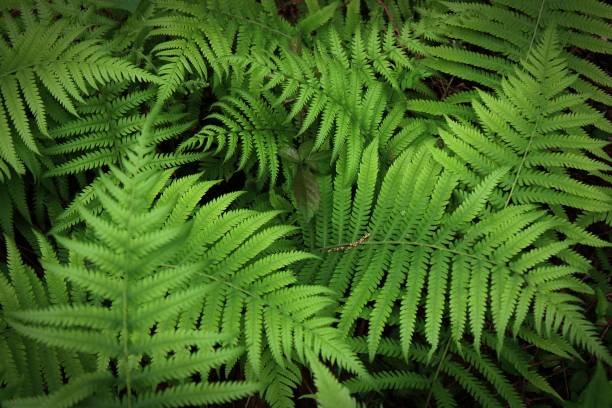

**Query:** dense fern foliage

left=1, top=1, right=610, bottom=407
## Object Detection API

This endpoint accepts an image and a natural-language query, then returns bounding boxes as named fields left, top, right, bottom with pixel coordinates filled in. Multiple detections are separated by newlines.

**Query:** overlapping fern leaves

left=2, top=101, right=364, bottom=407
left=404, top=0, right=612, bottom=129
left=233, top=24, right=415, bottom=182
left=0, top=9, right=156, bottom=181
left=347, top=333, right=562, bottom=408
left=146, top=0, right=297, bottom=100
left=300, top=139, right=610, bottom=366
left=147, top=2, right=232, bottom=100
left=1, top=0, right=611, bottom=407
left=4, top=144, right=256, bottom=406
left=43, top=84, right=200, bottom=177
left=179, top=91, right=292, bottom=186
left=432, top=29, right=611, bottom=216
left=0, top=233, right=86, bottom=403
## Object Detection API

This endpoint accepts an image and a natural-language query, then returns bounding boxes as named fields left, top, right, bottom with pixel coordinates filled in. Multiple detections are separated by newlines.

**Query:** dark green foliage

left=1, top=1, right=610, bottom=407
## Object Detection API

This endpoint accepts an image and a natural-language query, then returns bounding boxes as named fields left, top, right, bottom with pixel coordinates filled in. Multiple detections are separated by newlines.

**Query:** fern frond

left=0, top=14, right=156, bottom=176
left=233, top=24, right=415, bottom=181
left=348, top=335, right=554, bottom=407
left=0, top=235, right=86, bottom=401
left=305, top=138, right=609, bottom=362
left=407, top=0, right=612, bottom=110
left=433, top=28, right=611, bottom=218
left=147, top=0, right=282, bottom=99
left=180, top=90, right=291, bottom=185
left=344, top=370, right=429, bottom=393
left=3, top=128, right=255, bottom=405
left=6, top=101, right=365, bottom=405
left=44, top=85, right=196, bottom=177
left=255, top=352, right=302, bottom=408
left=309, top=354, right=358, bottom=408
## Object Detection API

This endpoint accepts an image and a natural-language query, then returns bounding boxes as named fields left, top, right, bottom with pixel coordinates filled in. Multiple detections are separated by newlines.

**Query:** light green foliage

left=403, top=0, right=612, bottom=130
left=308, top=353, right=358, bottom=408
left=0, top=0, right=610, bottom=407
left=432, top=29, right=611, bottom=214
left=0, top=6, right=155, bottom=181
left=44, top=84, right=201, bottom=177
left=2, top=131, right=363, bottom=406
left=180, top=91, right=292, bottom=185
left=302, top=139, right=610, bottom=367
left=231, top=23, right=422, bottom=183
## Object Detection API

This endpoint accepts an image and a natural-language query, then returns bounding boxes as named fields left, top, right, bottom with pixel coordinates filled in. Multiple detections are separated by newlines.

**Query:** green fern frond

left=407, top=0, right=612, bottom=109
left=232, top=24, right=415, bottom=181
left=0, top=11, right=157, bottom=177
left=4, top=151, right=256, bottom=405
left=348, top=334, right=557, bottom=407
left=433, top=28, right=612, bottom=218
left=147, top=0, right=261, bottom=99
left=44, top=85, right=196, bottom=177
left=0, top=235, right=87, bottom=402
left=1, top=1, right=610, bottom=406
left=344, top=370, right=429, bottom=393
left=308, top=353, right=358, bottom=408
left=303, top=139, right=609, bottom=363
left=180, top=90, right=292, bottom=185
left=254, top=352, right=302, bottom=408
left=5, top=101, right=365, bottom=405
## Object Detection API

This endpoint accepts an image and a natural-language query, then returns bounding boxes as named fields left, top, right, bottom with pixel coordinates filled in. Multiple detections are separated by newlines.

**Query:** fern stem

left=160, top=263, right=263, bottom=301
left=504, top=129, right=536, bottom=208
left=141, top=97, right=165, bottom=146
left=320, top=239, right=480, bottom=260
left=527, top=0, right=547, bottom=56
left=505, top=0, right=546, bottom=208
left=424, top=336, right=452, bottom=408
left=377, top=0, right=401, bottom=36
left=122, top=278, right=132, bottom=408
left=158, top=263, right=328, bottom=340
left=122, top=96, right=165, bottom=408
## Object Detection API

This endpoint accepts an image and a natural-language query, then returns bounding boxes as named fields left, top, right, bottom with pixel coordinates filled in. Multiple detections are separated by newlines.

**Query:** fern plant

left=403, top=0, right=612, bottom=130
left=179, top=90, right=293, bottom=186
left=0, top=8, right=156, bottom=180
left=43, top=84, right=201, bottom=177
left=1, top=0, right=610, bottom=407
left=431, top=28, right=611, bottom=215
left=4, top=133, right=256, bottom=406
left=2, top=100, right=365, bottom=407
left=300, top=139, right=610, bottom=363
left=346, top=332, right=564, bottom=408
left=0, top=233, right=86, bottom=403
left=231, top=24, right=416, bottom=182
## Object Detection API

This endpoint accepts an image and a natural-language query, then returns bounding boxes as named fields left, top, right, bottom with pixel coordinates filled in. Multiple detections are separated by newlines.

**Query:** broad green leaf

left=293, top=167, right=320, bottom=221
left=298, top=2, right=338, bottom=34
